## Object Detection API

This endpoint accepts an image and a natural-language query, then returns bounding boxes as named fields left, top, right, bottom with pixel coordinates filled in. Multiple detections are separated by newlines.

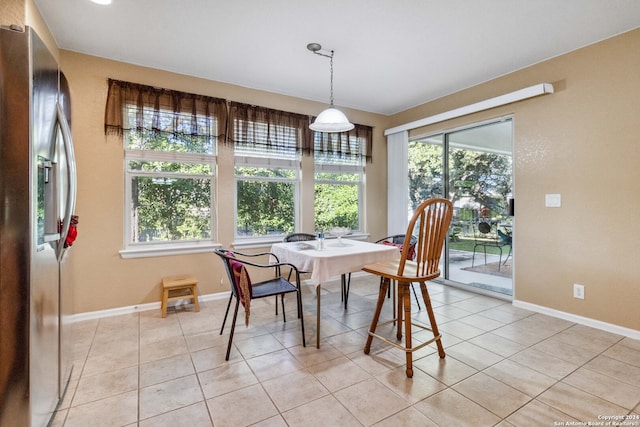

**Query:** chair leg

left=396, top=281, right=404, bottom=340
left=419, top=282, right=445, bottom=358
left=220, top=293, right=233, bottom=335
left=342, top=273, right=352, bottom=309
left=364, top=278, right=389, bottom=355
left=296, top=289, right=306, bottom=347
left=281, top=294, right=287, bottom=322
left=401, top=281, right=414, bottom=378
left=225, top=298, right=240, bottom=361
left=410, top=283, right=421, bottom=310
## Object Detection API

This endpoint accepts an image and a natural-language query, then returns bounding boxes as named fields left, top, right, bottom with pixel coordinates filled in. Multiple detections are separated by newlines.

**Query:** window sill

left=119, top=242, right=221, bottom=259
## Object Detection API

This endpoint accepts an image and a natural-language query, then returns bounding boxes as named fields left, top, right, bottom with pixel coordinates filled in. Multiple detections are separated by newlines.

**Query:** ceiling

left=35, top=0, right=640, bottom=116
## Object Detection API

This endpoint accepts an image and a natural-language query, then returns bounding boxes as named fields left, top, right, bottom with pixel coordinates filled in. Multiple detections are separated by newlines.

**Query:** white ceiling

left=35, top=0, right=640, bottom=116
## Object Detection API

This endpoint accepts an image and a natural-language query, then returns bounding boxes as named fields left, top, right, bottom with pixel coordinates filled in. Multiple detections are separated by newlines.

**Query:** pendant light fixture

left=307, top=43, right=354, bottom=133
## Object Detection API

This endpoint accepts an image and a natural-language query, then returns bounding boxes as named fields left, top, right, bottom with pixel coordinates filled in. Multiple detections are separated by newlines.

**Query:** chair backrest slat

left=397, top=198, right=453, bottom=279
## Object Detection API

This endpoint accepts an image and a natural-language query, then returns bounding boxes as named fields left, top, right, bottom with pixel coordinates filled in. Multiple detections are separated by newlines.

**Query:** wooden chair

left=362, top=198, right=453, bottom=378
left=214, top=248, right=306, bottom=360
left=375, top=234, right=421, bottom=310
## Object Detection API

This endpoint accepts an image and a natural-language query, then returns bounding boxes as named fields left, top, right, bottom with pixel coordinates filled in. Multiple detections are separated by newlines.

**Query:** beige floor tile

left=250, top=415, right=288, bottom=427
left=484, top=359, right=557, bottom=397
left=334, top=378, right=410, bottom=426
left=190, top=344, right=242, bottom=372
left=207, top=383, right=279, bottom=427
left=64, top=390, right=138, bottom=427
left=563, top=367, right=640, bottom=410
left=509, top=348, right=579, bottom=380
left=139, top=334, right=189, bottom=364
left=585, top=355, right=640, bottom=386
left=72, top=365, right=138, bottom=406
left=414, top=388, right=501, bottom=426
left=246, top=348, right=305, bottom=382
left=81, top=347, right=139, bottom=377
left=287, top=342, right=343, bottom=367
left=307, top=355, right=371, bottom=392
left=452, top=372, right=532, bottom=418
left=491, top=323, right=553, bottom=346
left=140, top=353, right=194, bottom=387
left=234, top=332, right=286, bottom=359
left=372, top=407, right=440, bottom=426
left=475, top=305, right=533, bottom=324
left=437, top=319, right=486, bottom=340
left=184, top=330, right=228, bottom=352
left=139, top=401, right=213, bottom=427
left=531, top=335, right=599, bottom=365
left=603, top=343, right=640, bottom=368
left=506, top=399, right=580, bottom=427
left=468, top=332, right=527, bottom=357
left=281, top=395, right=362, bottom=427
left=537, top=381, right=628, bottom=422
left=458, top=313, right=506, bottom=331
left=619, top=337, right=640, bottom=352
left=198, top=360, right=258, bottom=399
left=347, top=347, right=405, bottom=376
left=323, top=330, right=369, bottom=355
left=376, top=365, right=447, bottom=404
left=58, top=275, right=638, bottom=427
left=262, top=369, right=329, bottom=412
left=445, top=341, right=504, bottom=370
left=553, top=325, right=622, bottom=353
left=139, top=374, right=204, bottom=420
left=432, top=304, right=475, bottom=320
left=413, top=352, right=478, bottom=386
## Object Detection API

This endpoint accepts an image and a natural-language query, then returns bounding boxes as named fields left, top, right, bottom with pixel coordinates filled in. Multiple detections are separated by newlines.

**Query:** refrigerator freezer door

left=30, top=27, right=62, bottom=427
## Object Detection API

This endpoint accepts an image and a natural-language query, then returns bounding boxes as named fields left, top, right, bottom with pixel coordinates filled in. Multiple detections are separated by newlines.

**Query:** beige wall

left=390, top=29, right=640, bottom=331
left=59, top=51, right=390, bottom=313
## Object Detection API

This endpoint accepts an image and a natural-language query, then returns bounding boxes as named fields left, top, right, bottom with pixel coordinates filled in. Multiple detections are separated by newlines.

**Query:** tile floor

left=52, top=275, right=640, bottom=427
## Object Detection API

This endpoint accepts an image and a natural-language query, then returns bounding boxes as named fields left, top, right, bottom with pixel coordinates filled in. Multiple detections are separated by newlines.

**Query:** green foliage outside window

left=235, top=167, right=295, bottom=236
left=314, top=172, right=359, bottom=231
left=126, top=130, right=214, bottom=243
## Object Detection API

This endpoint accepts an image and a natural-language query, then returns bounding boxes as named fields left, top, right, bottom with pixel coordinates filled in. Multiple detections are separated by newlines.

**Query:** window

left=124, top=107, right=216, bottom=247
left=314, top=132, right=365, bottom=232
left=104, top=79, right=227, bottom=256
left=230, top=103, right=307, bottom=239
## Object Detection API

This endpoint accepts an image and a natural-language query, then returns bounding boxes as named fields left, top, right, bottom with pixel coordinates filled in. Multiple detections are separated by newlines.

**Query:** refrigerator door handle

left=56, top=101, right=77, bottom=261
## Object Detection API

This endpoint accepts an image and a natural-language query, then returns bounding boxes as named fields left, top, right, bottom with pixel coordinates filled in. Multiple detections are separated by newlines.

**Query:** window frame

left=313, top=132, right=366, bottom=233
left=233, top=152, right=301, bottom=241
left=119, top=115, right=219, bottom=259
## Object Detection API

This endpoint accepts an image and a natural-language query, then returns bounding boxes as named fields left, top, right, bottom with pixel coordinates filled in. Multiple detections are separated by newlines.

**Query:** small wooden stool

left=161, top=275, right=199, bottom=318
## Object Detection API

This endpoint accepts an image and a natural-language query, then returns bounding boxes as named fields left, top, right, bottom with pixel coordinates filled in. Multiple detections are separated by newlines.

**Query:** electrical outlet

left=573, top=284, right=585, bottom=299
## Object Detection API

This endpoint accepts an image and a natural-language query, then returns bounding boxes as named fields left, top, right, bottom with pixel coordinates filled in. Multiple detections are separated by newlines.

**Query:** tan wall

left=0, top=0, right=25, bottom=27
left=59, top=51, right=390, bottom=313
left=390, top=29, right=640, bottom=331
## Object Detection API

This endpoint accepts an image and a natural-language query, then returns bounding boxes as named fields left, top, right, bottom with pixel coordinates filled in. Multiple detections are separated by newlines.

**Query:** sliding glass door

left=408, top=119, right=513, bottom=297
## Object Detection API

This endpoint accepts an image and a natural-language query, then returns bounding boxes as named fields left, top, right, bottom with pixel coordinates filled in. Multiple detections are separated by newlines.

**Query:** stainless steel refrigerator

left=0, top=25, right=77, bottom=427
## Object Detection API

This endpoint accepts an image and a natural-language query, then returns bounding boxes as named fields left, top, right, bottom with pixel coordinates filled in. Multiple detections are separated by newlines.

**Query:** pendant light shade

left=310, top=107, right=354, bottom=132
left=307, top=43, right=353, bottom=133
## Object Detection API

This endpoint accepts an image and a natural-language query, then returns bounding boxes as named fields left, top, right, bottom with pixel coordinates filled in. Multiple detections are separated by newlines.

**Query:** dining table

left=270, top=238, right=399, bottom=348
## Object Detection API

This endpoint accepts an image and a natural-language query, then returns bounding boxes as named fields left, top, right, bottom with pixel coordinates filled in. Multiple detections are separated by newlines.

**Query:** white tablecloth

left=271, top=239, right=399, bottom=286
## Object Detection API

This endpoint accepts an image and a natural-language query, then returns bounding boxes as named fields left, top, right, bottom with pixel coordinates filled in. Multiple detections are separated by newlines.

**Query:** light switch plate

left=545, top=194, right=561, bottom=207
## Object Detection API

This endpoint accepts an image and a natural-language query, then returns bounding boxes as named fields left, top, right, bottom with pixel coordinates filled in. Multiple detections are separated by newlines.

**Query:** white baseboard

left=513, top=299, right=640, bottom=340
left=71, top=291, right=231, bottom=323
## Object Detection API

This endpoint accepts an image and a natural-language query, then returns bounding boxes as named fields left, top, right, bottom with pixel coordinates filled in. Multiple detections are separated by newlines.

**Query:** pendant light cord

left=329, top=50, right=335, bottom=107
